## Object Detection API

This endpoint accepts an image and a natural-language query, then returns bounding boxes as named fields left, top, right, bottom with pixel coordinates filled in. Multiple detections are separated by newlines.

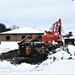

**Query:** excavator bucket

left=18, top=35, right=36, bottom=56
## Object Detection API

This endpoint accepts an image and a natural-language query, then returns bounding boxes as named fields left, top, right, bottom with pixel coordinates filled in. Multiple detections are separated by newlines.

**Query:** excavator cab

left=42, top=31, right=61, bottom=42
left=42, top=19, right=62, bottom=43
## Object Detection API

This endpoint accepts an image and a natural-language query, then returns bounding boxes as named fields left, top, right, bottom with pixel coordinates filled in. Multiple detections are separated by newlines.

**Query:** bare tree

left=11, top=25, right=19, bottom=30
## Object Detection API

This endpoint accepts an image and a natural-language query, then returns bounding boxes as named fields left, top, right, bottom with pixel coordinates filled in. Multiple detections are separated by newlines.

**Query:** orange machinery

left=42, top=19, right=62, bottom=42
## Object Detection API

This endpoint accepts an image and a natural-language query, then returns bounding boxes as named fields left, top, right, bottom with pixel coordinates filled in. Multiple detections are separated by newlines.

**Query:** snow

left=0, top=41, right=75, bottom=74
left=0, top=27, right=44, bottom=34
left=33, top=60, right=75, bottom=74
left=68, top=45, right=75, bottom=55
left=0, top=60, right=37, bottom=74
left=0, top=41, right=18, bottom=53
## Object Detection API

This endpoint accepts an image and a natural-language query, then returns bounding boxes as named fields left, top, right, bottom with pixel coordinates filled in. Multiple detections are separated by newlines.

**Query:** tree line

left=0, top=23, right=19, bottom=33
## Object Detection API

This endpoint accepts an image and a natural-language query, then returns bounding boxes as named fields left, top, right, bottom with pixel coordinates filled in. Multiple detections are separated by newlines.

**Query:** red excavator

left=42, top=19, right=62, bottom=43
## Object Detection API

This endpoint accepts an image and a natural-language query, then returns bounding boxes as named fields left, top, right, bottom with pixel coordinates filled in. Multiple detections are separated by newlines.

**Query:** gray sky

left=0, top=0, right=75, bottom=30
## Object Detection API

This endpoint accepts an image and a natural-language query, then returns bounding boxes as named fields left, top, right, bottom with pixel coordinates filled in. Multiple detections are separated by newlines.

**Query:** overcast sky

left=0, top=0, right=75, bottom=30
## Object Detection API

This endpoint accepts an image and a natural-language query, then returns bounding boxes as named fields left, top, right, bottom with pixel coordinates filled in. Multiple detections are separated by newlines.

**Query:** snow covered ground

left=0, top=42, right=18, bottom=53
left=0, top=41, right=75, bottom=74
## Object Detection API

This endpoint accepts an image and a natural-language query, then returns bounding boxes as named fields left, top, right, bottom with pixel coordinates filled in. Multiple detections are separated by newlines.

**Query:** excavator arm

left=18, top=35, right=29, bottom=44
left=28, top=36, right=36, bottom=44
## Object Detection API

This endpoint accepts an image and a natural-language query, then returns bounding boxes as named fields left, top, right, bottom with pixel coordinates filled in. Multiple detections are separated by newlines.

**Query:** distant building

left=0, top=27, right=44, bottom=41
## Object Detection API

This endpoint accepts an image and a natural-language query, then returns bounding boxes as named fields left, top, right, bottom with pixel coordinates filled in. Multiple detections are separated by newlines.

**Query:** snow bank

left=68, top=45, right=75, bottom=55
left=32, top=60, right=75, bottom=74
left=0, top=60, right=37, bottom=74
left=0, top=59, right=75, bottom=74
